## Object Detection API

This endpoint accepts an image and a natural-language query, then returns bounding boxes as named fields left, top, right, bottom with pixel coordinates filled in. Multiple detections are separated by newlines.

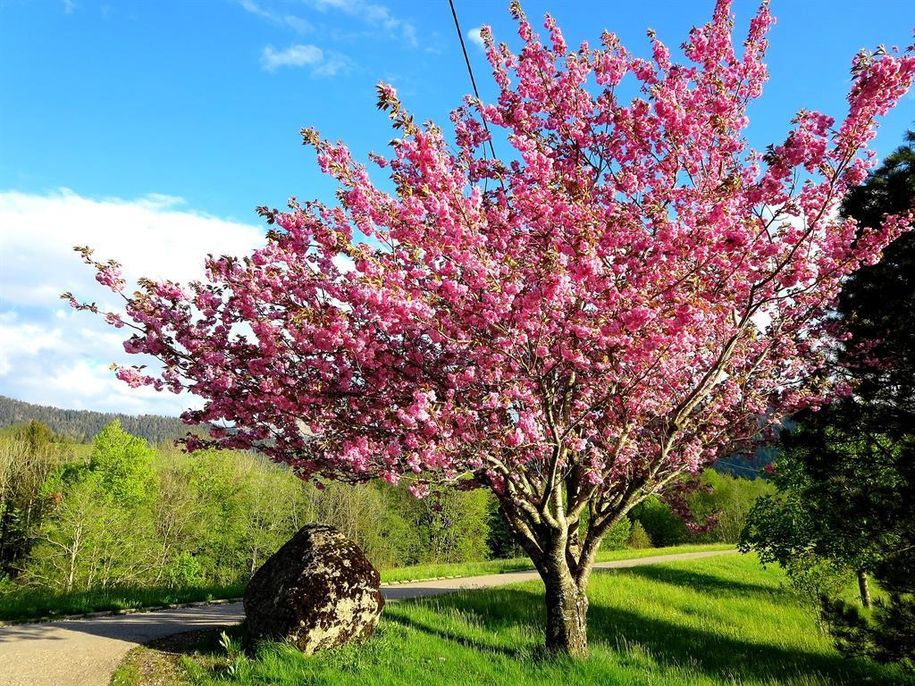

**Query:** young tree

left=27, top=422, right=159, bottom=590
left=741, top=413, right=896, bottom=607
left=70, top=2, right=915, bottom=654
left=89, top=420, right=156, bottom=506
left=29, top=470, right=157, bottom=592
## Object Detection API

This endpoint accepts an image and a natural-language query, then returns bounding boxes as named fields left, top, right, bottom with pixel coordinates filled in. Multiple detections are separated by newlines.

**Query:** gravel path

left=0, top=549, right=735, bottom=686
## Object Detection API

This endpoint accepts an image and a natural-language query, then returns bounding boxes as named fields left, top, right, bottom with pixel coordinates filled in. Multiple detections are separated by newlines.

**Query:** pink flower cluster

left=70, top=1, right=913, bottom=523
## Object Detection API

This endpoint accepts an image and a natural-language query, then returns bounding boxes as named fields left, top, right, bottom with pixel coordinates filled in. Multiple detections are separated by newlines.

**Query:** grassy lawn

left=0, top=544, right=730, bottom=623
left=116, top=553, right=908, bottom=686
left=378, top=543, right=733, bottom=583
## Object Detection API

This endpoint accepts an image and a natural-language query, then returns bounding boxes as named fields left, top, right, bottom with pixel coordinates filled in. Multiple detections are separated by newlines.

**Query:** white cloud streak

left=0, top=189, right=266, bottom=415
left=238, top=0, right=313, bottom=34
left=305, top=0, right=417, bottom=47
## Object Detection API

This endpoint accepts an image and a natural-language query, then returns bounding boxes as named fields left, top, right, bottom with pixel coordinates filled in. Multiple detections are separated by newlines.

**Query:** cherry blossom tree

left=69, top=1, right=915, bottom=655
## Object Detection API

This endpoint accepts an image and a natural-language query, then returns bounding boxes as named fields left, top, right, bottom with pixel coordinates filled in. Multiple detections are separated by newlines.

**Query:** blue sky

left=0, top=0, right=913, bottom=415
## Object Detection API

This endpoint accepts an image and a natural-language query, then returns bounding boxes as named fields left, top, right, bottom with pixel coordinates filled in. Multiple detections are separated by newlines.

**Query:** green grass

left=0, top=583, right=245, bottom=623
left=0, top=545, right=730, bottom=622
left=178, top=554, right=910, bottom=686
left=378, top=543, right=733, bottom=583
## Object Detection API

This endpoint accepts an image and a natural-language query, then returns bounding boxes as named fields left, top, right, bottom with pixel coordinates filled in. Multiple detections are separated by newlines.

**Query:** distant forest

left=0, top=395, right=188, bottom=444
left=0, top=393, right=775, bottom=472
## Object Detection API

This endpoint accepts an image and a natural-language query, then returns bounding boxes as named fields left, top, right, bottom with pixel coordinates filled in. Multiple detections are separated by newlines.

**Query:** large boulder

left=243, top=524, right=384, bottom=654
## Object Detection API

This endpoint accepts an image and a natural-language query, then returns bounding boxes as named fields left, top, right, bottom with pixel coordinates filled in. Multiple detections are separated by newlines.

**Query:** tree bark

left=542, top=559, right=589, bottom=656
left=857, top=569, right=871, bottom=609
left=493, top=475, right=611, bottom=657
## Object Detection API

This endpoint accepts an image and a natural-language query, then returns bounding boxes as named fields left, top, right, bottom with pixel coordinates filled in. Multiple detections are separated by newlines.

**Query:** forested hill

left=0, top=395, right=188, bottom=443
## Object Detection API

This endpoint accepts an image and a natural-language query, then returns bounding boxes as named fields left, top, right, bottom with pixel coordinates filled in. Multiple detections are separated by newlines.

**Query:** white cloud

left=467, top=27, right=485, bottom=50
left=0, top=189, right=267, bottom=415
left=305, top=0, right=417, bottom=47
left=0, top=188, right=262, bottom=300
left=332, top=253, right=355, bottom=273
left=260, top=44, right=351, bottom=76
left=261, top=44, right=323, bottom=70
left=62, top=0, right=76, bottom=14
left=0, top=312, right=65, bottom=377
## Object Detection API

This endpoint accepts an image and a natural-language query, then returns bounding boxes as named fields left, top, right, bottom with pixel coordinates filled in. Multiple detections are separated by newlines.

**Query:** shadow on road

left=0, top=604, right=245, bottom=645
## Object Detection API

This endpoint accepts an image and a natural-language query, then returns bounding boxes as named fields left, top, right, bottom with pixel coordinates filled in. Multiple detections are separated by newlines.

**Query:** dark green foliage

left=740, top=415, right=906, bottom=577
left=742, top=131, right=915, bottom=669
left=822, top=594, right=915, bottom=670
left=630, top=496, right=688, bottom=547
left=820, top=597, right=874, bottom=657
left=872, top=595, right=915, bottom=668
left=486, top=497, right=525, bottom=560
left=840, top=131, right=915, bottom=424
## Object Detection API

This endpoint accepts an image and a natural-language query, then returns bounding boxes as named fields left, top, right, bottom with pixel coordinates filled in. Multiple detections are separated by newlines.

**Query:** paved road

left=0, top=549, right=735, bottom=686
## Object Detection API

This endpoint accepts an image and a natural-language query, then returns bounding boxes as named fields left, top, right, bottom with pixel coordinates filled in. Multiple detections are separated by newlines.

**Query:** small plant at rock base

left=218, top=630, right=249, bottom=679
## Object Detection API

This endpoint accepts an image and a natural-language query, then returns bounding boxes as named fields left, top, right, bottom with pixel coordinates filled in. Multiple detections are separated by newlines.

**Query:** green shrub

left=602, top=517, right=632, bottom=550
left=627, top=520, right=653, bottom=549
left=166, top=551, right=205, bottom=587
left=630, top=496, right=688, bottom=547
left=782, top=555, right=851, bottom=629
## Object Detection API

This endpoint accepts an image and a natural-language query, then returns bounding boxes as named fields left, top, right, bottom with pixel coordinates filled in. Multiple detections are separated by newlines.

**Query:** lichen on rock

left=243, top=524, right=384, bottom=654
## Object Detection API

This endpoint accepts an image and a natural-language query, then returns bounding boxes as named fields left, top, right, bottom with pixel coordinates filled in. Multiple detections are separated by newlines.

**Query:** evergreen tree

left=742, top=131, right=915, bottom=668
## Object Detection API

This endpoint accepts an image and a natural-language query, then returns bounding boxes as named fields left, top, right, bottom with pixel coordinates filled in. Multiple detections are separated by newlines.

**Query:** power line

left=447, top=0, right=497, bottom=161
left=713, top=458, right=768, bottom=476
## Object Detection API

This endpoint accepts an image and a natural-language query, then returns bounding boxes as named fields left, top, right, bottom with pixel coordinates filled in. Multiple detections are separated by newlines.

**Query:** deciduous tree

left=71, top=1, right=915, bottom=654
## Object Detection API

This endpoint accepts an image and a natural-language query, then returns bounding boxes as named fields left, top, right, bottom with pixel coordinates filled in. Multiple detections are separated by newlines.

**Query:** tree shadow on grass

left=383, top=611, right=528, bottom=661
left=607, top=564, right=789, bottom=598
left=390, top=586, right=907, bottom=685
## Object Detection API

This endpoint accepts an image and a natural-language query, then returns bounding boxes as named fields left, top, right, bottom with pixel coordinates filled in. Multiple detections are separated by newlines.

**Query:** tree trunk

left=542, top=561, right=589, bottom=656
left=857, top=569, right=871, bottom=609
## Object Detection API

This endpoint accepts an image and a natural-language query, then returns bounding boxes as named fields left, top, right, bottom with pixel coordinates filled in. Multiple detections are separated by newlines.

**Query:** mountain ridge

left=0, top=394, right=189, bottom=444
